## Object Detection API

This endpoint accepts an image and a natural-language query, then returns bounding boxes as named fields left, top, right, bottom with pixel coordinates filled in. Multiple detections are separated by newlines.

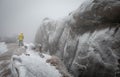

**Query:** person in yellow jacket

left=18, top=33, right=24, bottom=46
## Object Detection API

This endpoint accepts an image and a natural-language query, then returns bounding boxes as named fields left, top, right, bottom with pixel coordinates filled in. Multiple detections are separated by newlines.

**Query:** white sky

left=0, top=0, right=84, bottom=42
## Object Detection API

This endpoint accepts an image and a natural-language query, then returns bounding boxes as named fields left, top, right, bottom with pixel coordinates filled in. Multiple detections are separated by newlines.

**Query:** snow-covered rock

left=35, top=0, right=120, bottom=77
left=46, top=56, right=72, bottom=77
left=10, top=44, right=62, bottom=77
left=0, top=43, right=69, bottom=77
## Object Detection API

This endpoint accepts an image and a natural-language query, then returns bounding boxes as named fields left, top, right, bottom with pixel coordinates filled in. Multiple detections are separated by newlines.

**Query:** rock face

left=35, top=0, right=120, bottom=77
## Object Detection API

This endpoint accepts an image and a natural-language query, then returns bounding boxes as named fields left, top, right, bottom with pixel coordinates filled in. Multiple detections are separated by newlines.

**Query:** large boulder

left=35, top=0, right=120, bottom=77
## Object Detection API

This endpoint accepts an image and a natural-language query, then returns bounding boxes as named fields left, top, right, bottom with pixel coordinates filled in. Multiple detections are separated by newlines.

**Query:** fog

left=0, top=0, right=84, bottom=43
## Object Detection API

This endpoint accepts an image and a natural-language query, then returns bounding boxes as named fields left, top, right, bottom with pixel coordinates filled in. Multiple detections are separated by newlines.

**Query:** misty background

left=0, top=0, right=84, bottom=43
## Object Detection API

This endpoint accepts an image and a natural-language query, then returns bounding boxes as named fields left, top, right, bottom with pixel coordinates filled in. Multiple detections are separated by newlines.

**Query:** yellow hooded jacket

left=18, top=33, right=24, bottom=41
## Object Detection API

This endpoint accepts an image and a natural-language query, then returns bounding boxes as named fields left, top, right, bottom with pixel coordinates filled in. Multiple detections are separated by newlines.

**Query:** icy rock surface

left=10, top=44, right=61, bottom=77
left=0, top=43, right=63, bottom=77
left=35, top=0, right=120, bottom=77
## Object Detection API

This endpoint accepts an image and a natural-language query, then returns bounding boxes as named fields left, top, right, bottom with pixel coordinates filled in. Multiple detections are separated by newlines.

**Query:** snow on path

left=0, top=42, right=8, bottom=54
left=11, top=43, right=62, bottom=77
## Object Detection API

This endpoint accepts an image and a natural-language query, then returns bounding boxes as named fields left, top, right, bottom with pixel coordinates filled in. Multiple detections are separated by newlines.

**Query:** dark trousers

left=19, top=40, right=24, bottom=46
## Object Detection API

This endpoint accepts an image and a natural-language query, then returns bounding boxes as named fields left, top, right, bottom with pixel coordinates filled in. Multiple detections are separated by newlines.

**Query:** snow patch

left=11, top=43, right=61, bottom=77
left=0, top=42, right=8, bottom=54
